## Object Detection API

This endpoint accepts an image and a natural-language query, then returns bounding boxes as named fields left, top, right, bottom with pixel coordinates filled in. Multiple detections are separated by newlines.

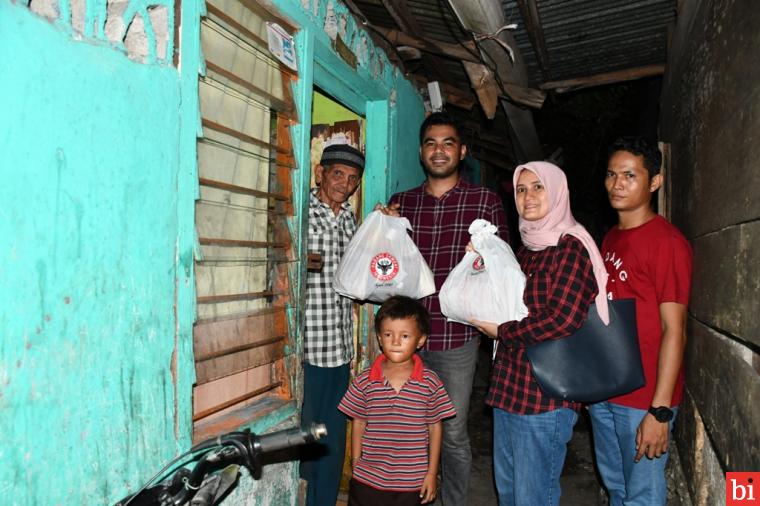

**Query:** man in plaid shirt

left=300, top=143, right=364, bottom=506
left=385, top=112, right=509, bottom=505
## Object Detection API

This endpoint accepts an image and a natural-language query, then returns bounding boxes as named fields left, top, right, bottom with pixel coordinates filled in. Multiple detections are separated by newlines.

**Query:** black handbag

left=525, top=298, right=645, bottom=404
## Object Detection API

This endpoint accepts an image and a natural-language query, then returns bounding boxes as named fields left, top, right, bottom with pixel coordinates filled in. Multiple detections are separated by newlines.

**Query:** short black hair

left=608, top=136, right=662, bottom=179
left=375, top=296, right=431, bottom=337
left=419, top=111, right=463, bottom=145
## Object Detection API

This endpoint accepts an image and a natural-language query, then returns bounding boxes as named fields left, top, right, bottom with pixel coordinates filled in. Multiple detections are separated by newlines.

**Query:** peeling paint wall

left=660, top=0, right=760, bottom=502
left=0, top=0, right=423, bottom=502
left=0, top=0, right=199, bottom=503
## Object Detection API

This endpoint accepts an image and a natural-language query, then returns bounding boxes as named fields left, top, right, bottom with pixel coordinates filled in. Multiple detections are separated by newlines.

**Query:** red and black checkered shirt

left=390, top=179, right=509, bottom=351
left=485, top=235, right=598, bottom=414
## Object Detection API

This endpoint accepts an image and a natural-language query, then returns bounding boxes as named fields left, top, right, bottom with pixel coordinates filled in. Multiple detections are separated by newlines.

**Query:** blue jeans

left=493, top=407, right=578, bottom=506
left=588, top=402, right=678, bottom=506
left=418, top=337, right=479, bottom=506
left=300, top=362, right=350, bottom=506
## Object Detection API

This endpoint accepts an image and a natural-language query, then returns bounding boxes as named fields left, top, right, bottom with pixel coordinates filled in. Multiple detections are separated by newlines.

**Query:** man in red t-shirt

left=589, top=137, right=692, bottom=506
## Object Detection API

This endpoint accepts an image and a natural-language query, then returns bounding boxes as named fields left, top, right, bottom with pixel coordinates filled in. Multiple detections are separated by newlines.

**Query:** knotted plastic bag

left=333, top=211, right=435, bottom=303
left=439, top=219, right=529, bottom=325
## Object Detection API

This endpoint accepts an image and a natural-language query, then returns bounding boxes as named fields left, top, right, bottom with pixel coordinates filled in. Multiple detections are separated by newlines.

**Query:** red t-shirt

left=602, top=215, right=692, bottom=409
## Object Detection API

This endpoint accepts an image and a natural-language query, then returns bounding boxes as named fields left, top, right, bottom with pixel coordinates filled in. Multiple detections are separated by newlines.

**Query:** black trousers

left=348, top=478, right=422, bottom=506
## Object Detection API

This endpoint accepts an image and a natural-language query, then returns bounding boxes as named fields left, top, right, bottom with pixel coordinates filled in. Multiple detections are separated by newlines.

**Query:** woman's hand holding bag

left=439, top=219, right=529, bottom=327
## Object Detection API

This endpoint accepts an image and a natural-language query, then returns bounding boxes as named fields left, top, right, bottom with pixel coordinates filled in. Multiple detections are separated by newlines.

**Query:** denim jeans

left=418, top=337, right=479, bottom=506
left=492, top=407, right=578, bottom=506
left=588, top=401, right=678, bottom=506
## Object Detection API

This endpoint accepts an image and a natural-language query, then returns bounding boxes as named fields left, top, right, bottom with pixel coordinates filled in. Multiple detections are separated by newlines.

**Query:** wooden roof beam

left=410, top=74, right=477, bottom=110
left=515, top=0, right=551, bottom=81
left=371, top=26, right=480, bottom=63
left=540, top=64, right=666, bottom=93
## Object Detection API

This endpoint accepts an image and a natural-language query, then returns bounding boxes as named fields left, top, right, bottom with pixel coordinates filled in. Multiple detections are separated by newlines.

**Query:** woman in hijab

left=472, top=161, right=609, bottom=506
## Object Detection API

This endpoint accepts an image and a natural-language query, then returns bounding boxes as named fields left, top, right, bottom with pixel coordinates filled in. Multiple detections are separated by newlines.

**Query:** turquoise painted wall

left=0, top=2, right=199, bottom=504
left=0, top=0, right=423, bottom=503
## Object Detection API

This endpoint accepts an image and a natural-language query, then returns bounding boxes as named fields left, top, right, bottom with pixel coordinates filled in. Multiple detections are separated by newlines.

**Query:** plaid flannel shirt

left=485, top=235, right=598, bottom=414
left=390, top=178, right=509, bottom=351
left=303, top=189, right=356, bottom=367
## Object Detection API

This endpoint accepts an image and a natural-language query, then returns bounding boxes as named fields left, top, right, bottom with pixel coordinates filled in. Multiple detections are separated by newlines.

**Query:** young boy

left=589, top=137, right=692, bottom=505
left=338, top=296, right=456, bottom=506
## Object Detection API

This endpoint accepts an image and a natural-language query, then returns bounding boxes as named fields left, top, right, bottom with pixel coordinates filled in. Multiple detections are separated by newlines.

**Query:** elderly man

left=300, top=143, right=364, bottom=506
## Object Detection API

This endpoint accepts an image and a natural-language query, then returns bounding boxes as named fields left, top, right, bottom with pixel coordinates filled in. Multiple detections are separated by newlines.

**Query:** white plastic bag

left=333, top=211, right=435, bottom=303
left=439, top=219, right=529, bottom=326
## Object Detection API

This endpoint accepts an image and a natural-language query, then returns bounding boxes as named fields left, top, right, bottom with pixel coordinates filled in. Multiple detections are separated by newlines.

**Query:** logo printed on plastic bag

left=370, top=252, right=399, bottom=281
left=472, top=255, right=486, bottom=272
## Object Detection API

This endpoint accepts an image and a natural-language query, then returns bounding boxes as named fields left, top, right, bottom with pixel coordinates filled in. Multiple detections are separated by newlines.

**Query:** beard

left=423, top=157, right=460, bottom=179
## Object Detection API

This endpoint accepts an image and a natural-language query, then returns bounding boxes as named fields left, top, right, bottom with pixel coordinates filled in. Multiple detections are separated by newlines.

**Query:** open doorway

left=308, top=88, right=375, bottom=498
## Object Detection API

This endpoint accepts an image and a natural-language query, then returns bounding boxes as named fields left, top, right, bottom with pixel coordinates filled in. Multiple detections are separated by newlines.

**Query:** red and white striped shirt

left=338, top=354, right=456, bottom=491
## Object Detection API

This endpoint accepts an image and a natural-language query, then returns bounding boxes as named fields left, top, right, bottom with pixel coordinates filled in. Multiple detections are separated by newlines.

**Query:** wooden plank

left=410, top=74, right=476, bottom=110
left=198, top=237, right=289, bottom=248
left=371, top=26, right=479, bottom=63
left=205, top=3, right=268, bottom=50
left=195, top=340, right=286, bottom=383
left=279, top=68, right=297, bottom=119
left=685, top=319, right=760, bottom=471
left=540, top=64, right=666, bottom=92
left=192, top=381, right=283, bottom=421
left=205, top=60, right=293, bottom=115
left=502, top=83, right=546, bottom=109
left=192, top=396, right=292, bottom=443
left=196, top=290, right=279, bottom=304
left=196, top=335, right=285, bottom=362
left=195, top=306, right=286, bottom=344
left=690, top=221, right=760, bottom=347
left=275, top=114, right=295, bottom=216
left=199, top=177, right=290, bottom=201
left=230, top=0, right=297, bottom=35
left=515, top=0, right=550, bottom=80
left=194, top=307, right=288, bottom=381
left=202, top=118, right=288, bottom=155
left=462, top=61, right=501, bottom=119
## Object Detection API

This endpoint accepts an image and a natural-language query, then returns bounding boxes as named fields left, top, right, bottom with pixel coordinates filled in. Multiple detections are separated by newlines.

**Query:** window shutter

left=193, top=0, right=297, bottom=436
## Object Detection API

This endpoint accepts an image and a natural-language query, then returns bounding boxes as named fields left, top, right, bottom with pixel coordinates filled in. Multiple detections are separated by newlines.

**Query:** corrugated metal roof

left=502, top=0, right=676, bottom=85
left=350, top=0, right=675, bottom=168
left=355, top=0, right=674, bottom=87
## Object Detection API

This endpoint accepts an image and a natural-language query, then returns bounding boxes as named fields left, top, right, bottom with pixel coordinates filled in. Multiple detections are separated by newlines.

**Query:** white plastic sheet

left=333, top=211, right=435, bottom=303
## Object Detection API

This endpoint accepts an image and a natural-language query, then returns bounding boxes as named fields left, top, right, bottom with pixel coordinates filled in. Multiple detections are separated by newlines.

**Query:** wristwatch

left=648, top=405, right=674, bottom=423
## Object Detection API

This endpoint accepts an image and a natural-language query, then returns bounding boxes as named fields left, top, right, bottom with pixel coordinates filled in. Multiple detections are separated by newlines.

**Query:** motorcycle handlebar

left=118, top=423, right=327, bottom=506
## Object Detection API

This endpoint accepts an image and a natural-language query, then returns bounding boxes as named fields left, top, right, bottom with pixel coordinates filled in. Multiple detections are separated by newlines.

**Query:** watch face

left=652, top=407, right=673, bottom=422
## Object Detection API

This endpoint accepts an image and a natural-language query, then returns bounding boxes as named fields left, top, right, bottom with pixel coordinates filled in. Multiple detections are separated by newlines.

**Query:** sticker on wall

left=266, top=22, right=297, bottom=71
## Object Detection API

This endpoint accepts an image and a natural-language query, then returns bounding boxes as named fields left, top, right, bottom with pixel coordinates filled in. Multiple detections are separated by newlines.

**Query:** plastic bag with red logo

left=439, top=219, right=529, bottom=326
left=333, top=210, right=435, bottom=303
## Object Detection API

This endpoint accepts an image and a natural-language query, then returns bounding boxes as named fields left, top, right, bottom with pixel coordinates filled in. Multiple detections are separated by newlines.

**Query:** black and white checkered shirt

left=303, top=189, right=357, bottom=367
